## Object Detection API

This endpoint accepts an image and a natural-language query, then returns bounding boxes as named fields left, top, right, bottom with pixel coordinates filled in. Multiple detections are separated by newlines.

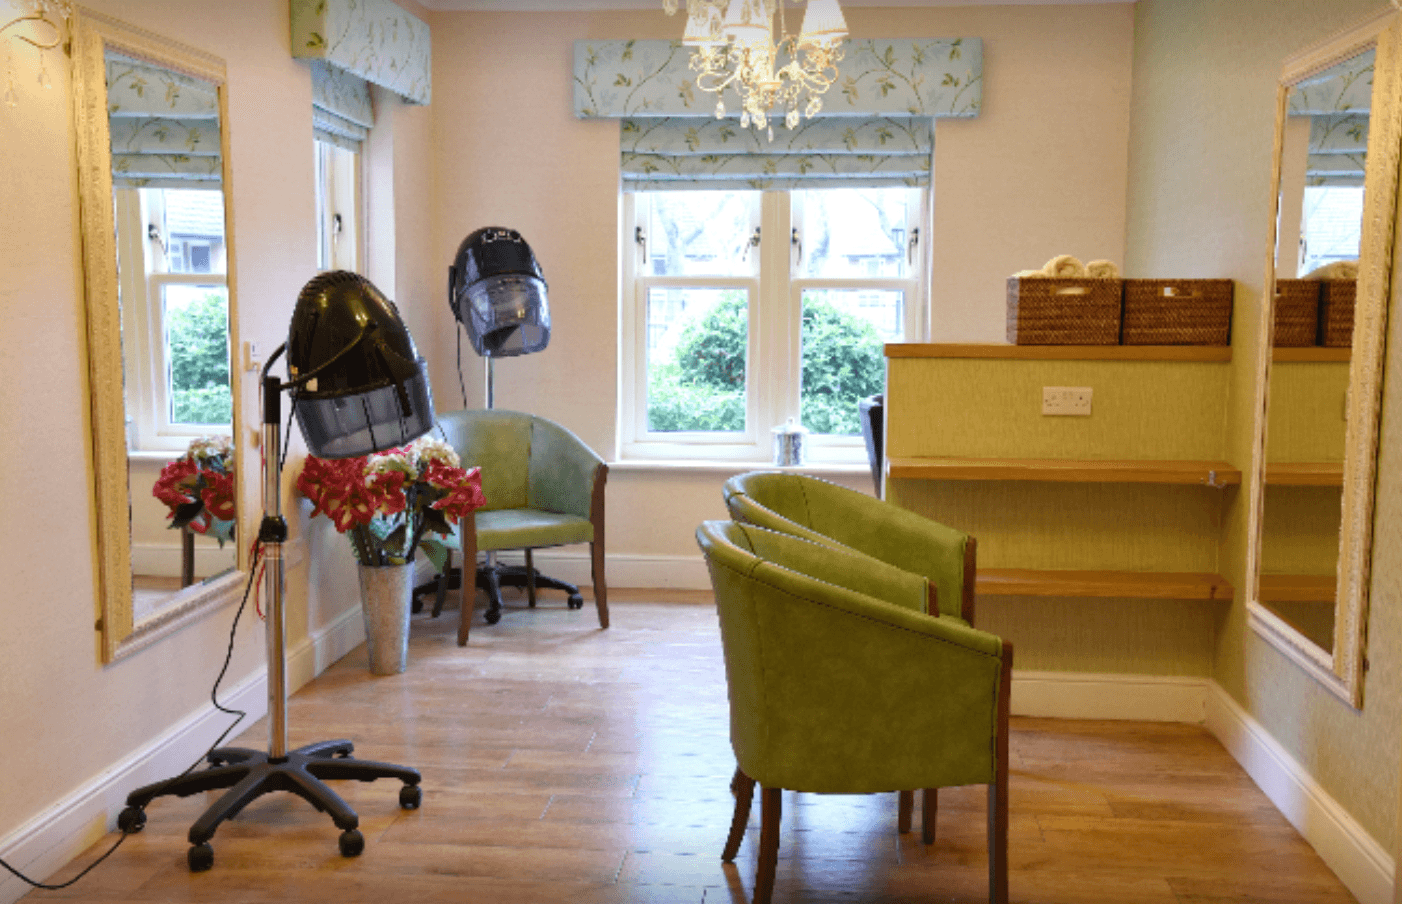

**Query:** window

left=622, top=186, right=926, bottom=462
left=1299, top=184, right=1364, bottom=274
left=314, top=137, right=362, bottom=272
left=115, top=186, right=232, bottom=452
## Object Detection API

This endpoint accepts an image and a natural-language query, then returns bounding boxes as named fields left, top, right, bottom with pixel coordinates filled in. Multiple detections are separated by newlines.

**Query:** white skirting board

left=130, top=541, right=238, bottom=580
left=0, top=671, right=266, bottom=904
left=1010, top=670, right=1209, bottom=723
left=0, top=595, right=359, bottom=904
left=523, top=549, right=712, bottom=590
left=1205, top=684, right=1395, bottom=904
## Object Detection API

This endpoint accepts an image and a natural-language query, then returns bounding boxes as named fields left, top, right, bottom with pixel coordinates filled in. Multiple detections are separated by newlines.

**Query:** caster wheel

left=484, top=609, right=501, bottom=625
left=117, top=806, right=146, bottom=834
left=339, top=828, right=365, bottom=858
left=568, top=595, right=584, bottom=610
left=187, top=843, right=214, bottom=872
left=399, top=784, right=422, bottom=809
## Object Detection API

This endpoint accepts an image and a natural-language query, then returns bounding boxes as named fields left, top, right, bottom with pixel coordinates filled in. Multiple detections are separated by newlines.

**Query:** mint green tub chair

left=696, top=520, right=1011, bottom=904
left=723, top=471, right=977, bottom=625
left=429, top=409, right=607, bottom=644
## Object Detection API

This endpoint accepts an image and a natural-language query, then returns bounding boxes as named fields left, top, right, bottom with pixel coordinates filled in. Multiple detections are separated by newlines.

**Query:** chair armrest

left=528, top=419, right=604, bottom=519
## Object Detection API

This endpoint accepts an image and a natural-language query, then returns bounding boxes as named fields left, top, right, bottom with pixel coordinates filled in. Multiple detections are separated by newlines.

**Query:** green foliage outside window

left=168, top=289, right=232, bottom=425
left=647, top=294, right=883, bottom=435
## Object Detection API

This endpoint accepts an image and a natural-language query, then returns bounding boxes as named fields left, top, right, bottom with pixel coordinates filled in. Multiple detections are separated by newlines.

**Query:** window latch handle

left=908, top=226, right=920, bottom=265
left=744, top=226, right=761, bottom=261
left=791, top=227, right=802, bottom=265
left=635, top=226, right=647, bottom=265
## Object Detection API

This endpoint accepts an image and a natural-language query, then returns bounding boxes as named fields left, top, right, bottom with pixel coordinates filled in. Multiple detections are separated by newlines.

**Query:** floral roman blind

left=621, top=115, right=932, bottom=191
left=311, top=60, right=374, bottom=152
left=1289, top=48, right=1373, bottom=188
left=574, top=37, right=979, bottom=191
left=106, top=53, right=222, bottom=189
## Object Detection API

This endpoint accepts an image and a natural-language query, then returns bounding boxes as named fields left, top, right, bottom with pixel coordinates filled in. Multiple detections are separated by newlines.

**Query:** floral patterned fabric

left=1289, top=50, right=1374, bottom=189
left=621, top=114, right=932, bottom=190
left=311, top=60, right=374, bottom=151
left=574, top=37, right=981, bottom=119
left=291, top=0, right=431, bottom=106
left=106, top=53, right=221, bottom=189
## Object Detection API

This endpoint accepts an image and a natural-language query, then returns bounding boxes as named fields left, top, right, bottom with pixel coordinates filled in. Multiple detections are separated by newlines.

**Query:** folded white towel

left=1013, top=269, right=1046, bottom=278
left=1042, top=255, right=1088, bottom=278
left=1085, top=259, right=1120, bottom=279
left=1304, top=260, right=1359, bottom=280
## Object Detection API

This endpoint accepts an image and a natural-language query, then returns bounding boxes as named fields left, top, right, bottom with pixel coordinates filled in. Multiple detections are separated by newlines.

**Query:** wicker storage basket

left=1121, top=279, right=1233, bottom=345
left=1319, top=280, right=1356, bottom=347
left=1272, top=279, right=1321, bottom=347
left=1006, top=277, right=1122, bottom=345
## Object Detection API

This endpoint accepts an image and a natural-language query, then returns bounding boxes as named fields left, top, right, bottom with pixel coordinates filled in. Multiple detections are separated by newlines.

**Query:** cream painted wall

left=0, top=0, right=431, bottom=883
left=424, top=4, right=1135, bottom=569
left=1125, top=0, right=1399, bottom=851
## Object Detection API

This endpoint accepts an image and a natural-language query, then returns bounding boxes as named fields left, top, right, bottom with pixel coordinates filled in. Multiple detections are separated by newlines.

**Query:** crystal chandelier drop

left=663, top=0, right=848, bottom=138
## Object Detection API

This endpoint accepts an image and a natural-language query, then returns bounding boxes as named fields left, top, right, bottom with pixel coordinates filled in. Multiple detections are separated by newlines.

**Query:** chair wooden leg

left=755, top=786, right=781, bottom=904
left=457, top=520, right=478, bottom=646
left=922, top=788, right=937, bottom=845
left=723, top=767, right=754, bottom=862
left=988, top=643, right=1013, bottom=904
left=897, top=789, right=913, bottom=834
left=431, top=549, right=453, bottom=618
left=590, top=539, right=609, bottom=629
left=524, top=549, right=537, bottom=607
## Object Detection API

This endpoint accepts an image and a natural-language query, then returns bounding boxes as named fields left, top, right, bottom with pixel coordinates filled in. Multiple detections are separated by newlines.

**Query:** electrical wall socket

left=1042, top=386, right=1093, bottom=416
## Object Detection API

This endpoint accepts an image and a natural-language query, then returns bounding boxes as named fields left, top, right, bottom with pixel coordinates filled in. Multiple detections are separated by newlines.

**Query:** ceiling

left=418, top=0, right=1127, bottom=10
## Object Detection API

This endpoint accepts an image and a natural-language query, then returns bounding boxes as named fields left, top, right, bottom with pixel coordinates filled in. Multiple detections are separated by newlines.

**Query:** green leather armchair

left=427, top=409, right=608, bottom=645
left=696, top=520, right=1011, bottom=904
left=723, top=470, right=977, bottom=624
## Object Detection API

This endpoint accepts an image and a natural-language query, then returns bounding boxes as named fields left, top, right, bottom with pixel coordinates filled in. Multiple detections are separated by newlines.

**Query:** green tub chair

left=696, top=520, right=1011, bottom=904
left=723, top=470, right=977, bottom=625
left=423, top=409, right=608, bottom=645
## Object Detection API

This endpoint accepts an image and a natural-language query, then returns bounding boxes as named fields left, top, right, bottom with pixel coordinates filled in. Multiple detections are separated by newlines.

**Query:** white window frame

left=115, top=188, right=232, bottom=454
left=620, top=188, right=929, bottom=463
left=315, top=137, right=363, bottom=273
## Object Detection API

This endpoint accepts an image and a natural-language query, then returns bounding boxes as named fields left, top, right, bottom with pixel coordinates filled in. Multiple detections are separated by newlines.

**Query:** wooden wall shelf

left=888, top=457, right=1241, bottom=486
left=978, top=568, right=1234, bottom=601
left=886, top=343, right=1233, bottom=362
left=1258, top=574, right=1335, bottom=603
left=1272, top=347, right=1351, bottom=363
left=1264, top=462, right=1343, bottom=486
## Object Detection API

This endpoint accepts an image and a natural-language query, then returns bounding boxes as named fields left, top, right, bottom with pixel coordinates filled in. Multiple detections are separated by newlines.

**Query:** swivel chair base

left=414, top=549, right=584, bottom=625
left=119, top=739, right=421, bottom=872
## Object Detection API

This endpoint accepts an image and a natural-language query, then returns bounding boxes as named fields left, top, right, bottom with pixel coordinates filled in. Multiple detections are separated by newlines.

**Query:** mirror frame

left=71, top=8, right=246, bottom=663
left=1247, top=9, right=1402, bottom=708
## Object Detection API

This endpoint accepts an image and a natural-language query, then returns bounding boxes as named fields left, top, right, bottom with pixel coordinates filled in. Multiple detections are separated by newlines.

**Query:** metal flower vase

left=356, top=563, right=414, bottom=675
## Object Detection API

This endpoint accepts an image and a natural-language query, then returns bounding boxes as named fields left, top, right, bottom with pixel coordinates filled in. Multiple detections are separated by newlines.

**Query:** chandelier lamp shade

left=664, top=0, right=848, bottom=137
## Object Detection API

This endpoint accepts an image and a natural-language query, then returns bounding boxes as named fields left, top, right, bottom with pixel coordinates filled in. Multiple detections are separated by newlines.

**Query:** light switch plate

left=1042, top=386, right=1093, bottom=416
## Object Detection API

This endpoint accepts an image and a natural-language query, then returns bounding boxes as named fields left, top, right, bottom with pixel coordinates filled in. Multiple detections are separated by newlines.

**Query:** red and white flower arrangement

left=297, top=435, right=486, bottom=567
left=152, top=435, right=237, bottom=545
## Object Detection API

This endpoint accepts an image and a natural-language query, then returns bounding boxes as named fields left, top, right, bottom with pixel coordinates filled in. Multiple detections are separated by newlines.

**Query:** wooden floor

left=32, top=591, right=1357, bottom=903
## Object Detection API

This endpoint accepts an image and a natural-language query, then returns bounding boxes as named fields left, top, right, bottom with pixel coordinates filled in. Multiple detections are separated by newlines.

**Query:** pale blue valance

left=311, top=60, right=374, bottom=151
left=576, top=38, right=981, bottom=120
left=622, top=115, right=931, bottom=191
left=106, top=54, right=222, bottom=189
left=291, top=0, right=431, bottom=105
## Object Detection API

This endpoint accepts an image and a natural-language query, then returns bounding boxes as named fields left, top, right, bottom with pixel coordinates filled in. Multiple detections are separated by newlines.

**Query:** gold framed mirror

left=71, top=8, right=247, bottom=662
left=1247, top=9, right=1402, bottom=708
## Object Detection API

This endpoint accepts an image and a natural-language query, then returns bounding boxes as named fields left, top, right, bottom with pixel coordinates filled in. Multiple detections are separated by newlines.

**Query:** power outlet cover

left=1042, top=386, right=1093, bottom=416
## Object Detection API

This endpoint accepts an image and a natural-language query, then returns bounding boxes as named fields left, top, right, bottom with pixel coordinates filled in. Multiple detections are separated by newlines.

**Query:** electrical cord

left=0, top=532, right=264, bottom=890
left=456, top=322, right=468, bottom=410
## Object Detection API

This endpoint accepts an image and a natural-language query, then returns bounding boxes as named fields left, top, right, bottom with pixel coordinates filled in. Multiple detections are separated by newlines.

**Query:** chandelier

left=663, top=0, right=847, bottom=138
